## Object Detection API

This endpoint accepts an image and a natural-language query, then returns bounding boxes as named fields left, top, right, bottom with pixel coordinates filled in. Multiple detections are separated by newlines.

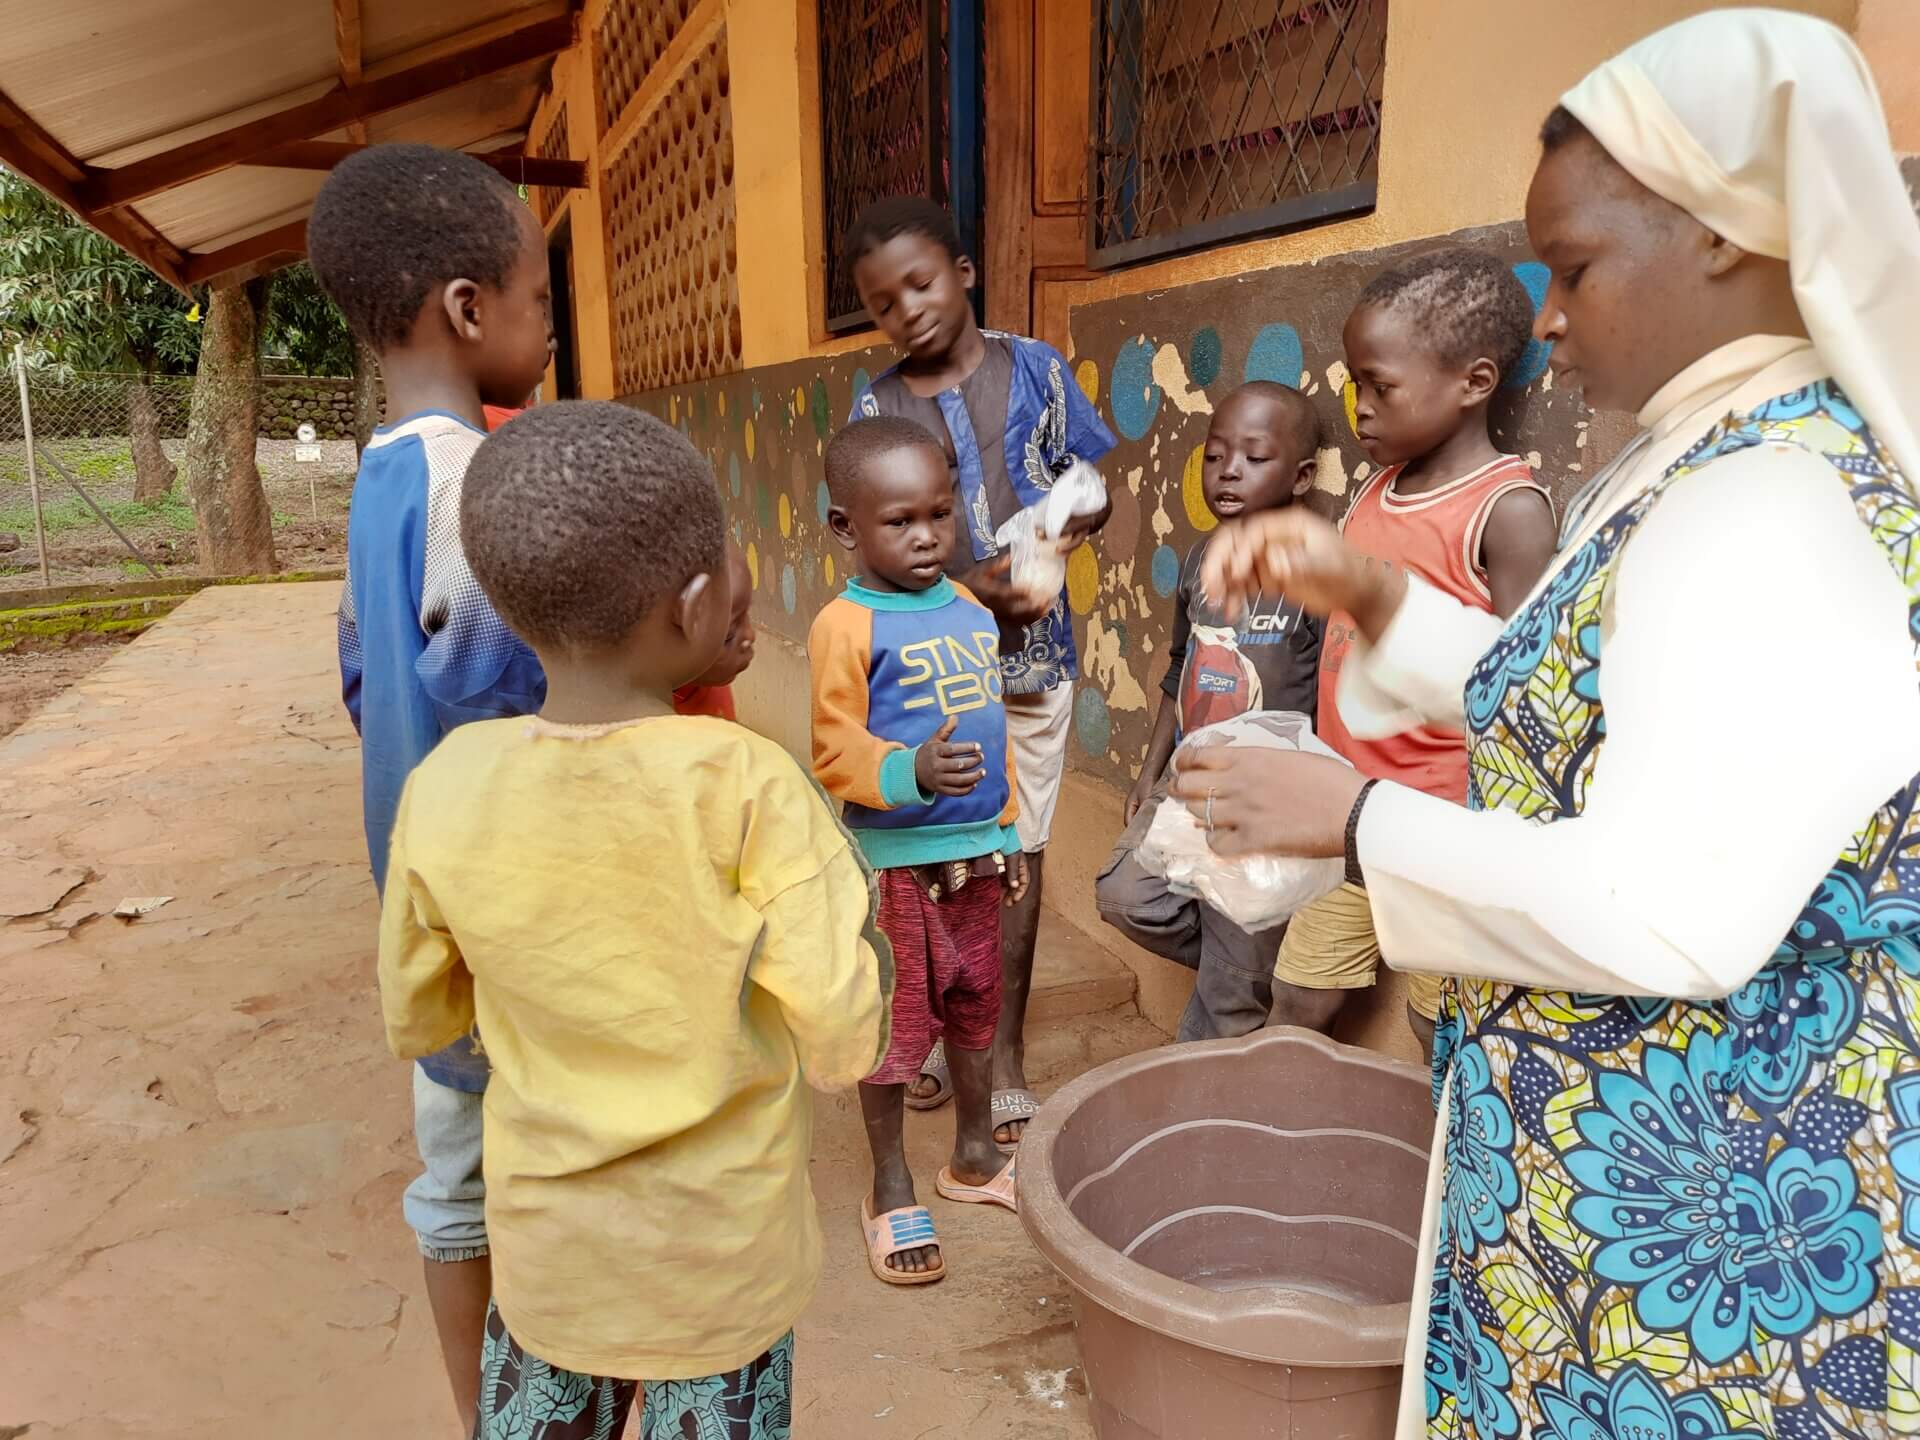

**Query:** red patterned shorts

left=866, top=867, right=1003, bottom=1085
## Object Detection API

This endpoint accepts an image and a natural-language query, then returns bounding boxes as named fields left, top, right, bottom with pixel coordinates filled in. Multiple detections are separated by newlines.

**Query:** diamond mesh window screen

left=818, top=0, right=947, bottom=334
left=1091, top=0, right=1387, bottom=268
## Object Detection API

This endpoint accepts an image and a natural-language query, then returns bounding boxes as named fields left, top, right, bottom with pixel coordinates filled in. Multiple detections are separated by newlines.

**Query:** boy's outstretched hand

left=914, top=717, right=987, bottom=797
left=1004, top=851, right=1031, bottom=907
left=957, top=555, right=1054, bottom=627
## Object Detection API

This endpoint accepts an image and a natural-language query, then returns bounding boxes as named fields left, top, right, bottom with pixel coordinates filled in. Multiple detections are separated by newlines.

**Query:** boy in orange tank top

left=1272, top=248, right=1557, bottom=1056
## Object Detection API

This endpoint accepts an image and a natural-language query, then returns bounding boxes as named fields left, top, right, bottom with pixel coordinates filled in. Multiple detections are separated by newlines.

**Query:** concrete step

left=1028, top=906, right=1138, bottom=1025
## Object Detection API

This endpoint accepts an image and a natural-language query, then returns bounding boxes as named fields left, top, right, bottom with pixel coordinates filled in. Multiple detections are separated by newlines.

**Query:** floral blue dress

left=1424, top=382, right=1920, bottom=1439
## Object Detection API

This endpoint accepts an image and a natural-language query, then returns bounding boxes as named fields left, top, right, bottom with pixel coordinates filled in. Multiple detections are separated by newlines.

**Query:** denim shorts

left=404, top=1064, right=489, bottom=1261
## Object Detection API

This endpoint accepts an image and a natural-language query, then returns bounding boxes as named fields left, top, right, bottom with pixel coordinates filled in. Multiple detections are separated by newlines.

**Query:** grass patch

left=0, top=490, right=195, bottom=538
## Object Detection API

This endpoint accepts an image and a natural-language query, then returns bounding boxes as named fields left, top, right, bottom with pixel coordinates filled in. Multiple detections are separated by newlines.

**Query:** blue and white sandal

left=861, top=1196, right=945, bottom=1286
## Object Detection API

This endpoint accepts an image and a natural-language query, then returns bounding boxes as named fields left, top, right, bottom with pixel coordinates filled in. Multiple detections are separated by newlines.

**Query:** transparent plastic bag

left=992, top=459, right=1108, bottom=607
left=1137, top=711, right=1349, bottom=931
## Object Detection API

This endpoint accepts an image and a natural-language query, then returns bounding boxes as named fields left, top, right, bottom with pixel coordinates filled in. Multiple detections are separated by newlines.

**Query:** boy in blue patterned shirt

left=309, top=142, right=554, bottom=1434
left=844, top=197, right=1116, bottom=1148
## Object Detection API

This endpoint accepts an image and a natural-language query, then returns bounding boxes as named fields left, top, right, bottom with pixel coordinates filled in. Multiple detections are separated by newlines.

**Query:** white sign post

left=294, top=423, right=321, bottom=518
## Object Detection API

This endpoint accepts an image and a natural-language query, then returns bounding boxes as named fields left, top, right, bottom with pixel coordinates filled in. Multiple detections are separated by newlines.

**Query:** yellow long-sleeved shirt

left=378, top=713, right=892, bottom=1379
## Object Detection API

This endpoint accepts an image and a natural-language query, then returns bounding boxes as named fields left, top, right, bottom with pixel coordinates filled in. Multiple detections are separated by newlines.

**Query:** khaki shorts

left=1007, top=683, right=1073, bottom=852
left=1274, top=882, right=1447, bottom=1021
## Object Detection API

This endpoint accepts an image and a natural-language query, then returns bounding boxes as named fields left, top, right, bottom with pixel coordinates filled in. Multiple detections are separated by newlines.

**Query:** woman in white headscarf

left=1174, top=9, right=1920, bottom=1436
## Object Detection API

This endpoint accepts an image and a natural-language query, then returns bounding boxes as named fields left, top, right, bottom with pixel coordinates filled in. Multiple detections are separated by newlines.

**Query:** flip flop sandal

left=990, top=1088, right=1042, bottom=1153
left=861, top=1197, right=945, bottom=1286
left=904, top=1039, right=954, bottom=1112
left=935, top=1154, right=1019, bottom=1214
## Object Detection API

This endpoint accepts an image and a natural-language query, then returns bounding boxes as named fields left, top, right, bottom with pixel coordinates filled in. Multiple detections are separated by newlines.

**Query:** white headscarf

left=1561, top=7, right=1920, bottom=481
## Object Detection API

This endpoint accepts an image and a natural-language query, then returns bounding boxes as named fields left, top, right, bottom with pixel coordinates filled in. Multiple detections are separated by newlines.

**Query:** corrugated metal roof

left=0, top=0, right=573, bottom=282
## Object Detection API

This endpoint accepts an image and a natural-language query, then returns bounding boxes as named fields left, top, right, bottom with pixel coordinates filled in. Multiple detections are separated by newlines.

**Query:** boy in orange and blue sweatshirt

left=810, top=416, right=1027, bottom=1289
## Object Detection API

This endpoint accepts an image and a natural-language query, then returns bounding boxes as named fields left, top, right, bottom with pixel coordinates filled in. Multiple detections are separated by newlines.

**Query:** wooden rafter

left=250, top=139, right=586, bottom=189
left=184, top=220, right=309, bottom=287
left=82, top=9, right=577, bottom=211
left=333, top=0, right=368, bottom=145
left=0, top=86, right=189, bottom=291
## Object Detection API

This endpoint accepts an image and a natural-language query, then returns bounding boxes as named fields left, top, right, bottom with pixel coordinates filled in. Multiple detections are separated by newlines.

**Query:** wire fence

left=0, top=359, right=362, bottom=592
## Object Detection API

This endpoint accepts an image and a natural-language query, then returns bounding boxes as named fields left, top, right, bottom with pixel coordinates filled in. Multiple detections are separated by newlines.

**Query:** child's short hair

left=1228, top=380, right=1322, bottom=458
left=308, top=143, right=526, bottom=350
left=825, top=416, right=945, bottom=508
left=840, top=196, right=965, bottom=281
left=1539, top=104, right=1591, bottom=152
left=1357, top=248, right=1536, bottom=383
left=461, top=402, right=724, bottom=653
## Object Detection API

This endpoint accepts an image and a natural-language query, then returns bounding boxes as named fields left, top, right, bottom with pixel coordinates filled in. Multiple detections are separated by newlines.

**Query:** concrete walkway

left=0, top=582, right=1155, bottom=1439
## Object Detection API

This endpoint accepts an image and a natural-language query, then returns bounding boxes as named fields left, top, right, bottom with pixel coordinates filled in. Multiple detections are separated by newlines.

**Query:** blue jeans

left=404, top=1065, right=488, bottom=1261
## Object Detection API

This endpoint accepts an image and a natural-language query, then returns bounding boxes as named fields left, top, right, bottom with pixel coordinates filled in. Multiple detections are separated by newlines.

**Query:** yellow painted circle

left=794, top=385, right=806, bottom=415
left=1181, top=444, right=1216, bottom=533
left=1074, top=358, right=1099, bottom=405
left=1066, top=541, right=1100, bottom=615
left=823, top=554, right=835, bottom=586
left=746, top=541, right=759, bottom=590
left=1343, top=379, right=1359, bottom=436
left=778, top=492, right=793, bottom=537
left=745, top=418, right=756, bottom=461
left=669, top=395, right=679, bottom=423
left=718, top=391, right=728, bottom=416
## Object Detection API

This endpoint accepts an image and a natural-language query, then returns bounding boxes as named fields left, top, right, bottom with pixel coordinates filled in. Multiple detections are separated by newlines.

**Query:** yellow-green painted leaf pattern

left=1481, top=1262, right=1573, bottom=1355
left=1891, top=1338, right=1920, bottom=1430
left=1525, top=652, right=1591, bottom=749
left=1834, top=1026, right=1904, bottom=1106
left=1473, top=736, right=1551, bottom=819
left=1712, top=1383, right=1774, bottom=1434
left=1525, top=1169, right=1593, bottom=1273
left=1543, top=1076, right=1593, bottom=1152
left=1591, top=1301, right=1690, bottom=1379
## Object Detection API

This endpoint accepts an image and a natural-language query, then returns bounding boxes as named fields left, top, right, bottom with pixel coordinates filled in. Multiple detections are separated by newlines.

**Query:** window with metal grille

left=1090, top=0, right=1387, bottom=268
left=817, top=0, right=957, bottom=335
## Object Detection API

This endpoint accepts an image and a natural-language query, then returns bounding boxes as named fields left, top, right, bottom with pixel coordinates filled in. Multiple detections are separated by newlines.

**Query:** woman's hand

left=1168, top=747, right=1366, bottom=859
left=1199, top=509, right=1406, bottom=638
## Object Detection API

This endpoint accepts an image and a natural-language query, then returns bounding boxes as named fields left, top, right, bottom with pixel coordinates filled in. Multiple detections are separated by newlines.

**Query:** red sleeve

left=483, top=405, right=522, bottom=433
left=672, top=684, right=737, bottom=721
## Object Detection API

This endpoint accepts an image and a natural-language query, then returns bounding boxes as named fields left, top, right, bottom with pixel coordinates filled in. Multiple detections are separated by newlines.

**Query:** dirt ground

left=0, top=581, right=1155, bottom=1439
left=0, top=437, right=353, bottom=591
left=0, top=635, right=131, bottom=739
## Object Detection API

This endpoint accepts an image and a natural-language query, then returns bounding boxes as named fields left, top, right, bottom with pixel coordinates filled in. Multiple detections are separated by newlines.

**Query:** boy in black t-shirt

left=1095, top=382, right=1323, bottom=1041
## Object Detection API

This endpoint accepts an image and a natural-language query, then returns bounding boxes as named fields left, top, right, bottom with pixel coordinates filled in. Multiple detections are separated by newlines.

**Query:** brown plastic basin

left=1019, top=1027, right=1433, bottom=1439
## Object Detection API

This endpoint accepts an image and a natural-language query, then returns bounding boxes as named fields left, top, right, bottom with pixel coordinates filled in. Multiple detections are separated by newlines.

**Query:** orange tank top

left=1317, top=454, right=1548, bottom=803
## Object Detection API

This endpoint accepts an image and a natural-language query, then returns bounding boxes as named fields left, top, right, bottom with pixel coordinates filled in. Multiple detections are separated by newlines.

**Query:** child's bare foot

left=870, top=1167, right=940, bottom=1276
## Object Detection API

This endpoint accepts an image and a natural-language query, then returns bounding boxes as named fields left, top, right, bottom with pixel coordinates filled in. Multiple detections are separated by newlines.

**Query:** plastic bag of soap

left=1137, top=711, right=1350, bottom=931
left=991, top=459, right=1108, bottom=606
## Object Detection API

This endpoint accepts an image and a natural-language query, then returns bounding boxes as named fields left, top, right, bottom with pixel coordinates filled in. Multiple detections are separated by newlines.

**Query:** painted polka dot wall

left=632, top=218, right=1627, bottom=787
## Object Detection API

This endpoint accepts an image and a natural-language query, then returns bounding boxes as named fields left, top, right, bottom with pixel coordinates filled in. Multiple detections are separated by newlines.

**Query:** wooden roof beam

left=183, top=220, right=309, bottom=287
left=0, top=87, right=190, bottom=291
left=334, top=0, right=368, bottom=145
left=249, top=139, right=586, bottom=188
left=82, top=9, right=578, bottom=211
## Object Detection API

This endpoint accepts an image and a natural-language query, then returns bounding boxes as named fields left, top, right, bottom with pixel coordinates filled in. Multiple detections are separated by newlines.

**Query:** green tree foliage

left=264, top=261, right=355, bottom=376
left=0, top=169, right=198, bottom=379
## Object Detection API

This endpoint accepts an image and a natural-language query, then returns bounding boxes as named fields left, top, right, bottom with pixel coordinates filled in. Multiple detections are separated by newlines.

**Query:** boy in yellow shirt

left=378, top=401, right=892, bottom=1437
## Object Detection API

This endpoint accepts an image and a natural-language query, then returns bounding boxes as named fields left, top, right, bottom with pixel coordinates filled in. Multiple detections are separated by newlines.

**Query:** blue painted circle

left=781, top=564, right=797, bottom=615
left=1109, top=337, right=1162, bottom=441
left=1505, top=262, right=1552, bottom=389
left=1244, top=323, right=1304, bottom=387
left=1188, top=326, right=1223, bottom=389
left=1075, top=687, right=1112, bottom=757
left=815, top=479, right=832, bottom=524
left=728, top=453, right=742, bottom=498
left=1150, top=544, right=1180, bottom=597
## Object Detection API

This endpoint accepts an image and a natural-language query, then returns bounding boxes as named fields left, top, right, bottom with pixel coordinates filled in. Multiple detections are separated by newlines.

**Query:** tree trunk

left=352, top=337, right=382, bottom=456
left=128, top=376, right=176, bottom=502
left=182, top=280, right=277, bottom=576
